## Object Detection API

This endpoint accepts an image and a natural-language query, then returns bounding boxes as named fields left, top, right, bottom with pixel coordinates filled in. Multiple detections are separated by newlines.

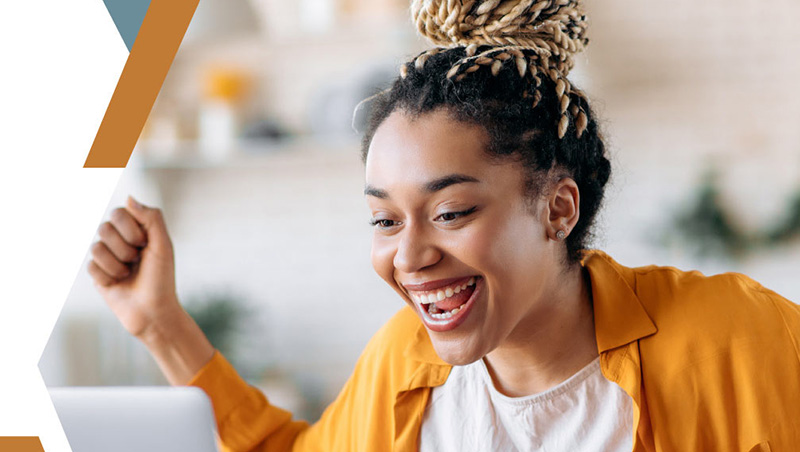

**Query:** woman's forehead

left=365, top=110, right=493, bottom=184
left=364, top=109, right=529, bottom=200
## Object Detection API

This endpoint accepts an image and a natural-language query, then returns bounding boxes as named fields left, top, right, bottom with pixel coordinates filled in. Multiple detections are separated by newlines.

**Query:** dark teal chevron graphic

left=102, top=0, right=152, bottom=51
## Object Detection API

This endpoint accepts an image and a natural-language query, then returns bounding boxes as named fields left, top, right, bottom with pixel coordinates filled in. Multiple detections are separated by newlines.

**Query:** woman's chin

left=428, top=336, right=486, bottom=366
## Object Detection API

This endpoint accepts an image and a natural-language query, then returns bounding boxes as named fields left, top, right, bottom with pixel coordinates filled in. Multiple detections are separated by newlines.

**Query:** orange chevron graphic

left=83, top=0, right=199, bottom=168
left=0, top=437, right=44, bottom=452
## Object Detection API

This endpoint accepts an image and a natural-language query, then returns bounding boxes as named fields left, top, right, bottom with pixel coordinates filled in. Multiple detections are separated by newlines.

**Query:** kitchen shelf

left=133, top=136, right=363, bottom=171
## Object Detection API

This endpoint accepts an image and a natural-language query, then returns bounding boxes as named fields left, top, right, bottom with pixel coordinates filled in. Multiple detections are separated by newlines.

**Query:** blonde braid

left=405, top=0, right=589, bottom=138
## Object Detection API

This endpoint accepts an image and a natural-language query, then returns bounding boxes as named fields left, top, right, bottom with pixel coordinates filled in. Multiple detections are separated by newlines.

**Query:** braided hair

left=361, top=0, right=611, bottom=264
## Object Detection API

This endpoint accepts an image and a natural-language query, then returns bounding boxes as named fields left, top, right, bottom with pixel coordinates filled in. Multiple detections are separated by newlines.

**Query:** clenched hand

left=88, top=196, right=180, bottom=340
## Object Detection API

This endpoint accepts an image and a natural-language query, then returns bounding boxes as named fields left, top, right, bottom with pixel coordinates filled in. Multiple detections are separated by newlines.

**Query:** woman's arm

left=89, top=197, right=316, bottom=451
left=88, top=196, right=215, bottom=383
left=187, top=307, right=424, bottom=452
left=88, top=197, right=411, bottom=451
left=137, top=304, right=215, bottom=385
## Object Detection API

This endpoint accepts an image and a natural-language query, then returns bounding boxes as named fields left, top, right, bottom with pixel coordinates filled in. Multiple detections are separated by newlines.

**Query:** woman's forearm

left=138, top=305, right=216, bottom=386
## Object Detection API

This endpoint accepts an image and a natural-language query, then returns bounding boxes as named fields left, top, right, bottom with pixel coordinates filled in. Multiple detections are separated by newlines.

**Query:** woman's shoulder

left=600, top=253, right=800, bottom=371
left=585, top=250, right=796, bottom=322
left=586, top=250, right=799, bottom=357
left=601, top=257, right=800, bottom=444
left=630, top=259, right=797, bottom=325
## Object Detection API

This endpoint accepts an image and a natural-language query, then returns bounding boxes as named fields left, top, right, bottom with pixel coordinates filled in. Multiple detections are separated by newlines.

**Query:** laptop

left=49, top=387, right=220, bottom=452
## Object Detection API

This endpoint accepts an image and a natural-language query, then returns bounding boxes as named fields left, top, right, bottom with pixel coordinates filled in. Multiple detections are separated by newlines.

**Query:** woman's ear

left=545, top=178, right=580, bottom=241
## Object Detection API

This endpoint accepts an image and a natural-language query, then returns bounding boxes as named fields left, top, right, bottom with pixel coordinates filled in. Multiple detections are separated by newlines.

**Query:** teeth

left=412, top=277, right=479, bottom=305
left=425, top=296, right=466, bottom=320
left=429, top=304, right=464, bottom=320
left=431, top=310, right=454, bottom=320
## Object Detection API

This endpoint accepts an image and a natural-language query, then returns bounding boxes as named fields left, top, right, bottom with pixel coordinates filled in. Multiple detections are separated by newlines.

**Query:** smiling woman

left=87, top=0, right=800, bottom=451
left=364, top=110, right=598, bottom=389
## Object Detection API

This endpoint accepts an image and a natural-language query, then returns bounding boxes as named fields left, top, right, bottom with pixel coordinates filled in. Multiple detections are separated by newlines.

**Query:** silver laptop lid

left=49, top=387, right=219, bottom=452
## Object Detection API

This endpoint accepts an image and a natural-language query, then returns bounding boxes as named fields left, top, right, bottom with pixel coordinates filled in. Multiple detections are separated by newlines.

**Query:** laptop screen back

left=49, top=387, right=219, bottom=452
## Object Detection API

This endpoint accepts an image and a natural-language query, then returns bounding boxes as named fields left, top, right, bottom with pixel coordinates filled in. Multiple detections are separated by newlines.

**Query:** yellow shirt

left=189, top=251, right=800, bottom=451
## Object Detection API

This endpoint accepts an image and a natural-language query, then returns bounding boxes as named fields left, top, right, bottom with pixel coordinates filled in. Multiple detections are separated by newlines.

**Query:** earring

left=556, top=229, right=567, bottom=241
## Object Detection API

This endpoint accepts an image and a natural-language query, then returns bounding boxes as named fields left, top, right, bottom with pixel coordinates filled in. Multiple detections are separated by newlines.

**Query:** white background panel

left=0, top=0, right=128, bottom=451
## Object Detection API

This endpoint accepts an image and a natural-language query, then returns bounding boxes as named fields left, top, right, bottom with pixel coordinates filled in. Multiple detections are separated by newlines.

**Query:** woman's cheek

left=459, top=223, right=505, bottom=267
left=485, top=212, right=542, bottom=266
left=455, top=242, right=489, bottom=273
left=370, top=235, right=396, bottom=285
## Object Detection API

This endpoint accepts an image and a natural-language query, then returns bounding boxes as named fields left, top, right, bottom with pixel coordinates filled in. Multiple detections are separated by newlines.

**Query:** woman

left=88, top=0, right=800, bottom=450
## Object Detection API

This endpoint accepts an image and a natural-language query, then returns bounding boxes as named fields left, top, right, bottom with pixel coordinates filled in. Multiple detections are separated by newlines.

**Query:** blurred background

left=40, top=0, right=800, bottom=421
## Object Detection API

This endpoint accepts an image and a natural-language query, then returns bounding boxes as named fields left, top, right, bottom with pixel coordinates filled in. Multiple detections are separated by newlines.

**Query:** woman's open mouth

left=408, top=276, right=483, bottom=332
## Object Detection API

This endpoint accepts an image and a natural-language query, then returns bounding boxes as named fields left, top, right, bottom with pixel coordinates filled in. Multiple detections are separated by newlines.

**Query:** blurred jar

left=199, top=66, right=249, bottom=160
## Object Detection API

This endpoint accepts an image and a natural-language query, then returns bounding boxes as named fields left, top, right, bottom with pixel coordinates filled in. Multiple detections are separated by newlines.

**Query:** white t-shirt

left=419, top=357, right=633, bottom=452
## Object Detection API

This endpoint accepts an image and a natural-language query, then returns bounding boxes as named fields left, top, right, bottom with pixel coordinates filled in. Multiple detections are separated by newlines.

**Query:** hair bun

left=410, top=0, right=589, bottom=75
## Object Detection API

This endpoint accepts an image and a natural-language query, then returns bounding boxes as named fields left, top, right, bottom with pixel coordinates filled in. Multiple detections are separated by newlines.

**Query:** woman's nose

left=393, top=224, right=441, bottom=274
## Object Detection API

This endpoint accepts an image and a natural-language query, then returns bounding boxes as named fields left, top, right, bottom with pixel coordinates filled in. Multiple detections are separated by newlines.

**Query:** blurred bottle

left=199, top=66, right=249, bottom=161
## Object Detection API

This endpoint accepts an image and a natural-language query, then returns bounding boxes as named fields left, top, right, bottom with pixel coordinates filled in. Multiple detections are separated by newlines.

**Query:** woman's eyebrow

left=424, top=173, right=480, bottom=192
left=364, top=173, right=480, bottom=199
left=364, top=186, right=389, bottom=199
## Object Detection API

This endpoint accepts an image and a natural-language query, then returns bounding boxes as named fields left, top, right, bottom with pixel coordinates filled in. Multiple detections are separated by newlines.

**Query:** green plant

left=184, top=292, right=250, bottom=359
left=672, top=170, right=751, bottom=258
left=766, top=188, right=800, bottom=244
left=665, top=168, right=800, bottom=259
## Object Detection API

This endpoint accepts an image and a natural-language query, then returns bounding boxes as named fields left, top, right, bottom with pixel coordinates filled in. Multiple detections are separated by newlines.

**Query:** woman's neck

left=483, top=265, right=598, bottom=397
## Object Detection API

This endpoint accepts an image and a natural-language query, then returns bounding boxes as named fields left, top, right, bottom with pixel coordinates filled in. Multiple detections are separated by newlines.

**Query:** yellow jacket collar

left=583, top=250, right=658, bottom=352
left=404, top=318, right=446, bottom=365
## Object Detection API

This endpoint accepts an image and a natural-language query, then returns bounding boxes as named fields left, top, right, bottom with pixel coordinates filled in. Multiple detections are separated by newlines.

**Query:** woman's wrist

left=138, top=304, right=216, bottom=386
left=136, top=298, right=188, bottom=346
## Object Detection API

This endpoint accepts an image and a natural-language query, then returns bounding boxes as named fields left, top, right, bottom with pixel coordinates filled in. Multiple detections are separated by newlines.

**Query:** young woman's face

left=365, top=109, right=567, bottom=365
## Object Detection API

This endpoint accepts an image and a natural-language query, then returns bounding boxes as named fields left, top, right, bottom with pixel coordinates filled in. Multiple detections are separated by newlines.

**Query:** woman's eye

left=369, top=218, right=398, bottom=229
left=435, top=206, right=477, bottom=223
